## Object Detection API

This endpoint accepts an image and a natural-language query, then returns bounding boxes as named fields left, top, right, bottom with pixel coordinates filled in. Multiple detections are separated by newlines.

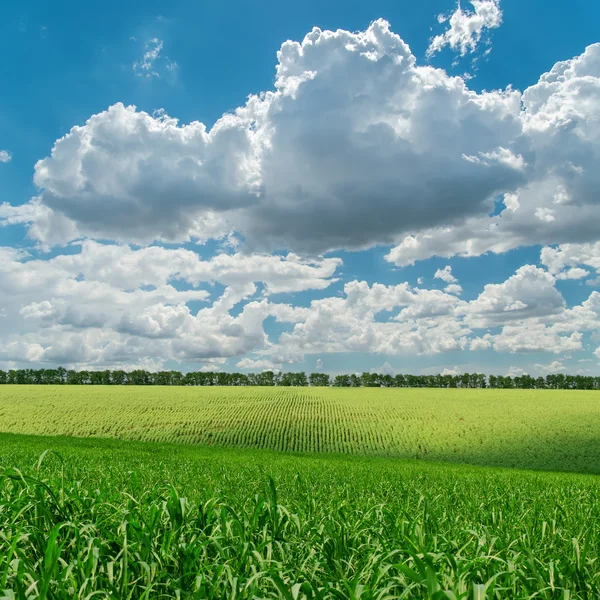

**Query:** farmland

left=2, top=386, right=600, bottom=598
left=1, top=385, right=600, bottom=472
left=1, top=432, right=600, bottom=598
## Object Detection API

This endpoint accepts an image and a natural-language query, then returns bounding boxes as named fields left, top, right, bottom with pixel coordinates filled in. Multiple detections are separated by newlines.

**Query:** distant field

left=2, top=385, right=600, bottom=472
left=1, top=432, right=599, bottom=598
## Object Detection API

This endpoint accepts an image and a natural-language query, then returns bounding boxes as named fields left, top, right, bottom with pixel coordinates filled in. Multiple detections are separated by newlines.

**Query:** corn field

left=0, top=433, right=598, bottom=599
left=1, top=386, right=600, bottom=473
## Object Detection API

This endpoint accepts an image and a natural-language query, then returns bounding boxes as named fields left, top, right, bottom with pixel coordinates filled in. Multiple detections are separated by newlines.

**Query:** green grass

left=1, top=432, right=599, bottom=599
left=1, top=386, right=600, bottom=472
left=2, top=386, right=600, bottom=597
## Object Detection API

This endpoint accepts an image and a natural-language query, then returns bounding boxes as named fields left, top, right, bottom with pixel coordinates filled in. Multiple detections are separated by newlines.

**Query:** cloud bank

left=1, top=19, right=600, bottom=371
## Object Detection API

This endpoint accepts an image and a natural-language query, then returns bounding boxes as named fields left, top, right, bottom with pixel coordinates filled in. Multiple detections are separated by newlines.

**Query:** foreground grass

left=1, top=432, right=599, bottom=598
left=2, top=386, right=600, bottom=473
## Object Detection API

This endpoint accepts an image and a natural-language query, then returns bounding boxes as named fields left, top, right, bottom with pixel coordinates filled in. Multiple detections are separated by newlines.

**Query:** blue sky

left=1, top=0, right=600, bottom=376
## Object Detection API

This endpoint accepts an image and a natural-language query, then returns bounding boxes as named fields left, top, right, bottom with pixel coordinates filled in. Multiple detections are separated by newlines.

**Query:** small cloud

left=315, top=358, right=323, bottom=370
left=236, top=357, right=282, bottom=371
left=534, top=360, right=566, bottom=374
left=0, top=150, right=12, bottom=163
left=444, top=283, right=463, bottom=295
left=434, top=265, right=457, bottom=284
left=555, top=267, right=589, bottom=281
left=427, top=0, right=503, bottom=59
left=535, top=207, right=556, bottom=223
left=371, top=361, right=397, bottom=376
left=506, top=366, right=528, bottom=377
left=441, top=367, right=460, bottom=376
left=134, top=38, right=164, bottom=78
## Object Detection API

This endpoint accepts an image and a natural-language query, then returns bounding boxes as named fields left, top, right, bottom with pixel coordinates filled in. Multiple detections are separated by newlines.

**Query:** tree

left=333, top=375, right=350, bottom=387
left=309, top=373, right=330, bottom=387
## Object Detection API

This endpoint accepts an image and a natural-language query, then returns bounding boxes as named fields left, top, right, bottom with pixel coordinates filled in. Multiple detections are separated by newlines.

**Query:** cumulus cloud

left=534, top=360, right=566, bottom=374
left=2, top=19, right=600, bottom=371
left=1, top=243, right=599, bottom=368
left=387, top=43, right=600, bottom=266
left=0, top=22, right=598, bottom=266
left=493, top=325, right=582, bottom=354
left=462, top=265, right=565, bottom=327
left=0, top=242, right=339, bottom=368
left=444, top=283, right=463, bottom=295
left=540, top=243, right=600, bottom=281
left=267, top=280, right=471, bottom=363
left=371, top=361, right=397, bottom=376
left=3, top=19, right=526, bottom=253
left=440, top=367, right=461, bottom=376
left=435, top=266, right=463, bottom=295
left=434, top=265, right=457, bottom=284
left=236, top=357, right=281, bottom=371
left=0, top=150, right=12, bottom=163
left=506, top=366, right=527, bottom=377
left=427, top=0, right=503, bottom=58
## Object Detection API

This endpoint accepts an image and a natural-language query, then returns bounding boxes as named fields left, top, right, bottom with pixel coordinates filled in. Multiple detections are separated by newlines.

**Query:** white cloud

left=434, top=265, right=457, bottom=283
left=1, top=242, right=600, bottom=368
left=556, top=268, right=589, bottom=280
left=3, top=20, right=600, bottom=371
left=427, top=0, right=503, bottom=58
left=315, top=358, right=323, bottom=370
left=492, top=325, right=582, bottom=354
left=444, top=283, right=463, bottom=295
left=0, top=150, right=12, bottom=163
left=268, top=280, right=470, bottom=363
left=535, top=207, right=556, bottom=223
left=541, top=243, right=600, bottom=281
left=462, top=265, right=565, bottom=327
left=0, top=242, right=339, bottom=368
left=503, top=192, right=519, bottom=212
left=3, top=20, right=526, bottom=253
left=134, top=38, right=163, bottom=77
left=371, top=361, right=397, bottom=376
left=506, top=366, right=527, bottom=377
left=470, top=335, right=492, bottom=351
left=236, top=357, right=281, bottom=371
left=534, top=360, right=566, bottom=374
left=440, top=367, right=461, bottom=376
left=2, top=23, right=600, bottom=268
left=387, top=43, right=600, bottom=267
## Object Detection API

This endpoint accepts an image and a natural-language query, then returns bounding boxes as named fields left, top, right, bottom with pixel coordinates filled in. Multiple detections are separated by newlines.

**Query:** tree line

left=0, top=368, right=598, bottom=390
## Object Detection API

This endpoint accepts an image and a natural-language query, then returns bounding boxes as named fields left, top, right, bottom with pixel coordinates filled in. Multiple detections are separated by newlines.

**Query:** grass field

left=1, top=385, right=600, bottom=472
left=1, top=432, right=600, bottom=598
left=1, top=386, right=600, bottom=598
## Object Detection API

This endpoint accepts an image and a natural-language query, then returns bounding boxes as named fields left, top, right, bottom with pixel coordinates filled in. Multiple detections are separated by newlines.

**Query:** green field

left=1, top=385, right=600, bottom=472
left=2, top=432, right=600, bottom=598
left=1, top=386, right=600, bottom=598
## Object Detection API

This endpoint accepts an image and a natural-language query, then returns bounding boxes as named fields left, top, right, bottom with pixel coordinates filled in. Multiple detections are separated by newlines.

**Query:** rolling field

left=1, top=432, right=600, bottom=598
left=2, top=386, right=600, bottom=597
left=1, top=385, right=600, bottom=472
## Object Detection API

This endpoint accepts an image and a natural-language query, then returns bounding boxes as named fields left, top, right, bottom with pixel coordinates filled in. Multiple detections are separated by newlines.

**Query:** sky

left=1, top=0, right=600, bottom=377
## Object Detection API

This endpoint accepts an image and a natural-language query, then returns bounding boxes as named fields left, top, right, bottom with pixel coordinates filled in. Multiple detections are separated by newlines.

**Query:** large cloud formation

left=387, top=42, right=600, bottom=265
left=3, top=19, right=530, bottom=254
left=4, top=20, right=598, bottom=260
left=1, top=19, right=600, bottom=371
left=0, top=241, right=599, bottom=370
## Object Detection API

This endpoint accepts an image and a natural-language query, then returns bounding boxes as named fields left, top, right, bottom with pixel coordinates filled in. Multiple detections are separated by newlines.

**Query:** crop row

left=1, top=386, right=600, bottom=473
left=0, top=433, right=598, bottom=598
